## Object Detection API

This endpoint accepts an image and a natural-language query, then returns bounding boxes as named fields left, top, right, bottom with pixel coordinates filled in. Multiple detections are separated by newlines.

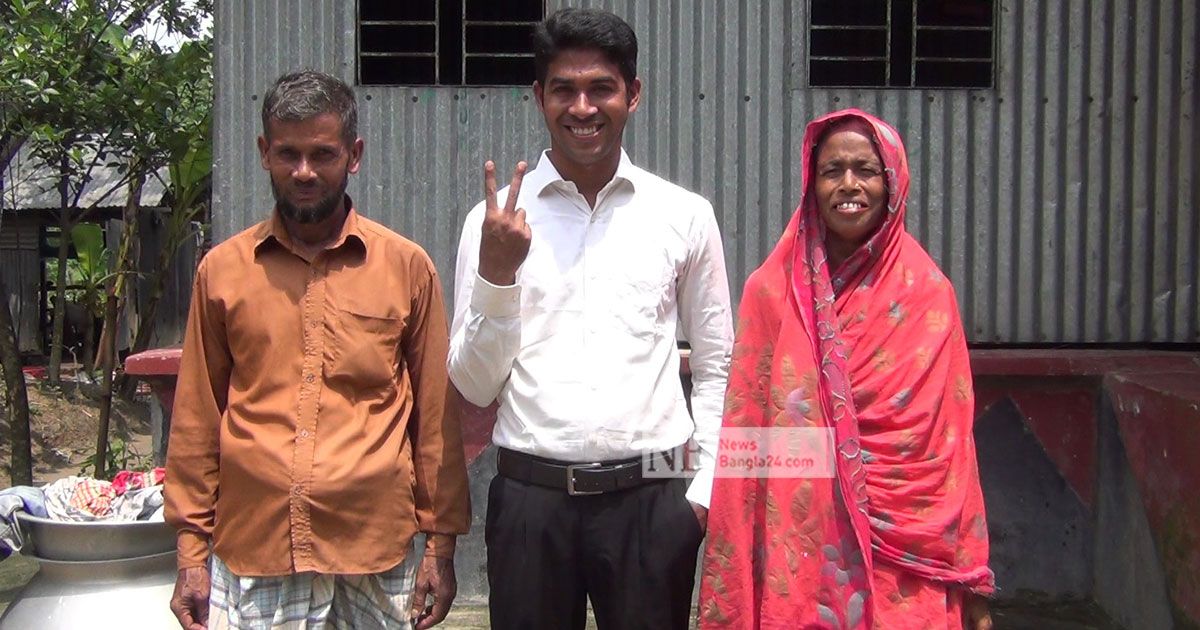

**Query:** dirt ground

left=0, top=369, right=156, bottom=488
left=0, top=368, right=159, bottom=617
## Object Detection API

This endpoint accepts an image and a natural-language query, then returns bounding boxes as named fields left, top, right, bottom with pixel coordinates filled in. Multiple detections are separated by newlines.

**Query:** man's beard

left=272, top=175, right=348, bottom=225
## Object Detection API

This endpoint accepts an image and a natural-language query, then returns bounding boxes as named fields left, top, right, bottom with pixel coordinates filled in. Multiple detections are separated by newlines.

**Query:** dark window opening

left=358, top=0, right=544, bottom=86
left=808, top=0, right=995, bottom=89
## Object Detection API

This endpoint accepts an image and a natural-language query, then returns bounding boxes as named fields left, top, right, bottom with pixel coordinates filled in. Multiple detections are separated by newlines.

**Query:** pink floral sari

left=699, top=109, right=994, bottom=630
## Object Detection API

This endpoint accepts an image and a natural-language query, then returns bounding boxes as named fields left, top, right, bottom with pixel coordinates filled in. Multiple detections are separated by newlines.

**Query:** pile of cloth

left=0, top=468, right=166, bottom=560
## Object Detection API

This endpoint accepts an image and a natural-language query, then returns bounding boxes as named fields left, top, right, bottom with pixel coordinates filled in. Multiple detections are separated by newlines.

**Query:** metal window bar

left=810, top=58, right=890, bottom=62
left=913, top=57, right=993, bottom=63
left=809, top=0, right=995, bottom=88
left=911, top=4, right=996, bottom=82
left=911, top=25, right=994, bottom=71
left=356, top=0, right=549, bottom=85
left=806, top=29, right=890, bottom=72
left=887, top=0, right=894, bottom=85
left=909, top=0, right=916, bottom=85
left=808, top=0, right=895, bottom=84
left=359, top=21, right=437, bottom=26
left=915, top=25, right=992, bottom=31
left=355, top=2, right=362, bottom=83
left=435, top=0, right=441, bottom=84
left=459, top=0, right=464, bottom=80
left=462, top=20, right=540, bottom=26
left=459, top=0, right=542, bottom=83
left=809, top=25, right=889, bottom=30
left=357, top=53, right=439, bottom=58
left=356, top=0, right=441, bottom=84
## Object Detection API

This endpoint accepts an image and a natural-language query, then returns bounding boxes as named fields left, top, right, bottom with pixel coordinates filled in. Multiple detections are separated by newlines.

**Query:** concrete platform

left=0, top=555, right=1115, bottom=629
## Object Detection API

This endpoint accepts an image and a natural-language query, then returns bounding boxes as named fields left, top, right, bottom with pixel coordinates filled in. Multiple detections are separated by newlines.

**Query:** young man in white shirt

left=449, top=8, right=733, bottom=629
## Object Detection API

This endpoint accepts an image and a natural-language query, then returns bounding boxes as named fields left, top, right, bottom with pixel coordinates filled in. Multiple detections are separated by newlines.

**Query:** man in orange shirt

left=165, top=71, right=470, bottom=630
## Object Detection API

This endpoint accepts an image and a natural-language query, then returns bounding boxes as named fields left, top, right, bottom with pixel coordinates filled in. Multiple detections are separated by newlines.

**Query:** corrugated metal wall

left=0, top=215, right=42, bottom=353
left=214, top=0, right=1199, bottom=343
left=0, top=249, right=40, bottom=354
left=133, top=215, right=200, bottom=349
left=102, top=214, right=199, bottom=350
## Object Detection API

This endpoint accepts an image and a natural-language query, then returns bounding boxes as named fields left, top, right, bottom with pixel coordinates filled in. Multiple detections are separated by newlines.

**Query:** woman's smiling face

left=813, top=127, right=888, bottom=259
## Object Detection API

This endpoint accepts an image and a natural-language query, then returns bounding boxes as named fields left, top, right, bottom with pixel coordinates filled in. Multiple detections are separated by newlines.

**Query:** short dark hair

left=532, top=8, right=638, bottom=88
left=261, top=70, right=357, bottom=146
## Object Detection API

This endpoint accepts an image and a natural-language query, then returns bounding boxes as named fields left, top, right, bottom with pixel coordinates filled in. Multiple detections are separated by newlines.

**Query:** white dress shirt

left=448, top=150, right=733, bottom=507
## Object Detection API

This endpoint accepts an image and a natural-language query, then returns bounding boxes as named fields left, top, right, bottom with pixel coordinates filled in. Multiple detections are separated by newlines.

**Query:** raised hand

left=477, top=160, right=531, bottom=286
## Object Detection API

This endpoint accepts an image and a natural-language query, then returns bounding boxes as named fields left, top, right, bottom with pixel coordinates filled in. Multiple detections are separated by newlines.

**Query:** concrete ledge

left=123, top=346, right=182, bottom=376
left=969, top=348, right=1199, bottom=377
left=1104, top=370, right=1200, bottom=627
left=123, top=343, right=1200, bottom=625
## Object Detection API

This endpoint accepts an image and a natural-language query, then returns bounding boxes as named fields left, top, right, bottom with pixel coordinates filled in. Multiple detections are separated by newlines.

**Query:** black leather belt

left=497, top=447, right=663, bottom=496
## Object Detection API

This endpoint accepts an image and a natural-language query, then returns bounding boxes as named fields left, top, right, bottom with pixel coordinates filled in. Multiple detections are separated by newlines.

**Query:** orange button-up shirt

left=164, top=205, right=469, bottom=576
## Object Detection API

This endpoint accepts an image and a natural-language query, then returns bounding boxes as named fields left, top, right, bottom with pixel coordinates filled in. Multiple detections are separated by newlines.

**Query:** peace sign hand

left=477, top=160, right=531, bottom=286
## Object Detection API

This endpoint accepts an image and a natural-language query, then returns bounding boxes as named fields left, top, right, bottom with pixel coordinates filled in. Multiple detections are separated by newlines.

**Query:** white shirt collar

left=525, top=148, right=641, bottom=197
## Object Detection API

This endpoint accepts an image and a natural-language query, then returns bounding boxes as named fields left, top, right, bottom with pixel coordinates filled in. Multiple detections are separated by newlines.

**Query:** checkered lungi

left=207, top=544, right=419, bottom=629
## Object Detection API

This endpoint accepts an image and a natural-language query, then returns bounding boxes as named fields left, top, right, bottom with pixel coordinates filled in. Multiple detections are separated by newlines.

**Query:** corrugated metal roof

left=2, top=145, right=168, bottom=211
left=214, top=0, right=1199, bottom=343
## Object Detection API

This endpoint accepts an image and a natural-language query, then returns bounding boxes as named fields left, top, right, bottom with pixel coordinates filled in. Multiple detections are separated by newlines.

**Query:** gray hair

left=261, top=70, right=357, bottom=145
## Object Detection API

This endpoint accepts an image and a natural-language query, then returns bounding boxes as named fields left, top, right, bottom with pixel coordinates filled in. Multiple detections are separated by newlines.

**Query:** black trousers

left=485, top=474, right=705, bottom=630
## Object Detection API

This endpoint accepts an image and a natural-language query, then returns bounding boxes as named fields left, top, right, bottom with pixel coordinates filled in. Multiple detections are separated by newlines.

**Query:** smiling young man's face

left=534, top=47, right=641, bottom=180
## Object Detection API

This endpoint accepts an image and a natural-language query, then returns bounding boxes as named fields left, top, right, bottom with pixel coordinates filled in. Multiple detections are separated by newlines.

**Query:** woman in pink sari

left=698, top=109, right=994, bottom=630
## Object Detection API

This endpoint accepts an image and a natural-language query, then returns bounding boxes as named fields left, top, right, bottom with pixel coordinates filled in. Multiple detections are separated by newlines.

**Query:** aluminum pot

left=0, top=514, right=179, bottom=629
left=0, top=550, right=178, bottom=628
left=14, top=512, right=176, bottom=561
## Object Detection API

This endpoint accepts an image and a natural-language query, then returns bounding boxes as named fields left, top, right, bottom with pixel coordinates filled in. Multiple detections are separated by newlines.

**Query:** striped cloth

left=207, top=544, right=419, bottom=629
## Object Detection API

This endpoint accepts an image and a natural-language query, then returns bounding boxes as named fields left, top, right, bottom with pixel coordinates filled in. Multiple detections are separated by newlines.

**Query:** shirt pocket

left=610, top=268, right=670, bottom=341
left=326, top=301, right=406, bottom=393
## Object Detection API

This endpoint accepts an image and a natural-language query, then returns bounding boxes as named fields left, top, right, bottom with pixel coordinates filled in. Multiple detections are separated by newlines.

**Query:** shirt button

left=292, top=486, right=302, bottom=496
left=299, top=429, right=309, bottom=439
left=305, top=374, right=315, bottom=383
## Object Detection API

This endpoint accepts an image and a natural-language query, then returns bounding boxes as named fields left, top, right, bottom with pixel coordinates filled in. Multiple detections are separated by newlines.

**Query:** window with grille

left=808, top=0, right=995, bottom=88
left=357, top=0, right=544, bottom=86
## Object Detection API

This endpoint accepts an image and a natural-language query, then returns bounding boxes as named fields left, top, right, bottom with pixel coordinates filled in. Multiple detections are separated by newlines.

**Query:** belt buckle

left=566, top=463, right=603, bottom=496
